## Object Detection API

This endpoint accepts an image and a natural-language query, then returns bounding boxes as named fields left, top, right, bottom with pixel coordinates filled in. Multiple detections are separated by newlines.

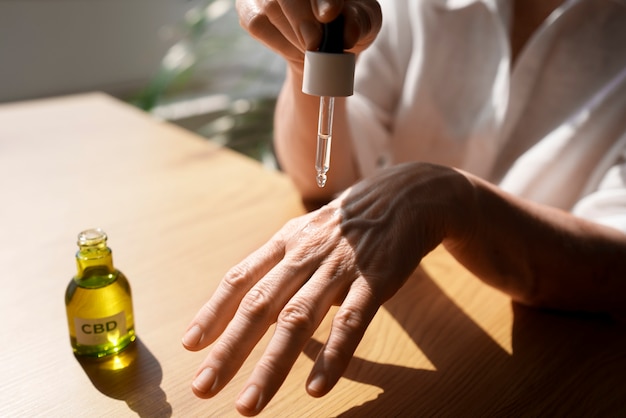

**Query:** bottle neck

left=75, top=246, right=115, bottom=279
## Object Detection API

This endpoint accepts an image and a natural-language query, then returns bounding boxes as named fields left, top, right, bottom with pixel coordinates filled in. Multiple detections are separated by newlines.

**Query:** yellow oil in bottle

left=65, top=229, right=136, bottom=357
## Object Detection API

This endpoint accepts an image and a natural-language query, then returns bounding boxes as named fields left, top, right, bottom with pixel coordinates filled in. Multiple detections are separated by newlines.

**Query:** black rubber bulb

left=320, top=14, right=345, bottom=54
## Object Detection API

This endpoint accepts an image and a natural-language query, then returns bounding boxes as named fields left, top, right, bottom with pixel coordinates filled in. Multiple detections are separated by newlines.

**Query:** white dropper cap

left=302, top=15, right=355, bottom=97
left=303, top=51, right=355, bottom=97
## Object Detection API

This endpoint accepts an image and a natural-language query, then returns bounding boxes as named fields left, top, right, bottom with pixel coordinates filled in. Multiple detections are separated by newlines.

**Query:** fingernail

left=193, top=368, right=217, bottom=395
left=316, top=0, right=331, bottom=18
left=307, top=372, right=327, bottom=395
left=237, top=384, right=263, bottom=414
left=182, top=324, right=202, bottom=347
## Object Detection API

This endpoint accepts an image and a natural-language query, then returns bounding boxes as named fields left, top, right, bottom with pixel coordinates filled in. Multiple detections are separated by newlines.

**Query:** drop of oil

left=316, top=172, right=327, bottom=188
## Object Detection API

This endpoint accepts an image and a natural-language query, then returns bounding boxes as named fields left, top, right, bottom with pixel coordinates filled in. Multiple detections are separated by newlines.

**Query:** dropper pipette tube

left=315, top=96, right=335, bottom=187
left=302, top=15, right=354, bottom=188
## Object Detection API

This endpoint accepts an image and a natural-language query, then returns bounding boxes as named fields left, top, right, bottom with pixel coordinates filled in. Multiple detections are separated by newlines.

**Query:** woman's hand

left=182, top=163, right=475, bottom=416
left=237, top=0, right=381, bottom=200
left=236, top=0, right=382, bottom=68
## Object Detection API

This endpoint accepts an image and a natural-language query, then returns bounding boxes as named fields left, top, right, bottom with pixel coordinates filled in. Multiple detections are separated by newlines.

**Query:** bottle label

left=74, top=311, right=127, bottom=346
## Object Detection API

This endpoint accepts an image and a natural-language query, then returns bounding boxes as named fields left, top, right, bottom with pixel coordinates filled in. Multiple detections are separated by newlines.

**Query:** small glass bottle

left=65, top=228, right=136, bottom=357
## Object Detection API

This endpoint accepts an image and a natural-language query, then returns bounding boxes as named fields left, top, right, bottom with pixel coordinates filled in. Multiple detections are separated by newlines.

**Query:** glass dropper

left=302, top=15, right=355, bottom=188
left=315, top=95, right=334, bottom=187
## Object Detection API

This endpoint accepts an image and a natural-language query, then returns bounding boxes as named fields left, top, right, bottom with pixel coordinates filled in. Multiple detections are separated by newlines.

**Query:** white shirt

left=347, top=0, right=626, bottom=232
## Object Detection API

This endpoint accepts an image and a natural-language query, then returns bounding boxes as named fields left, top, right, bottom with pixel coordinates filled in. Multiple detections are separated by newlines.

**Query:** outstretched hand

left=182, top=163, right=475, bottom=416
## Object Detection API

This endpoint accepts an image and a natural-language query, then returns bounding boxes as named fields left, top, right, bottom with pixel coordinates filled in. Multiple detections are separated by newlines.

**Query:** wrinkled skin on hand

left=183, top=162, right=475, bottom=416
left=236, top=0, right=382, bottom=66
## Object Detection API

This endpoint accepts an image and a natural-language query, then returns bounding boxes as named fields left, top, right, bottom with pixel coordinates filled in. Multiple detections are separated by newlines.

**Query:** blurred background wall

left=0, top=0, right=283, bottom=102
left=0, top=0, right=208, bottom=103
left=0, top=0, right=285, bottom=167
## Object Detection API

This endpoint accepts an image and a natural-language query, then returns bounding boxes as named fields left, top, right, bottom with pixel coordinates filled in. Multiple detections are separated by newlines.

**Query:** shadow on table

left=77, top=338, right=172, bottom=417
left=305, top=267, right=626, bottom=416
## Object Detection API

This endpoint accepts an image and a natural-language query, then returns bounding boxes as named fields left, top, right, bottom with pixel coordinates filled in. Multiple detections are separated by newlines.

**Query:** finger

left=184, top=208, right=336, bottom=351
left=182, top=237, right=285, bottom=351
left=276, top=0, right=325, bottom=51
left=238, top=0, right=305, bottom=58
left=234, top=256, right=355, bottom=415
left=191, top=248, right=325, bottom=399
left=342, top=1, right=382, bottom=50
left=309, top=0, right=344, bottom=22
left=306, top=277, right=381, bottom=397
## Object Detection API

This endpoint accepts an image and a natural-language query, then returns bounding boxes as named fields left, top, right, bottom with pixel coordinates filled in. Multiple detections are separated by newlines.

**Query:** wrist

left=392, top=163, right=479, bottom=254
left=442, top=168, right=480, bottom=248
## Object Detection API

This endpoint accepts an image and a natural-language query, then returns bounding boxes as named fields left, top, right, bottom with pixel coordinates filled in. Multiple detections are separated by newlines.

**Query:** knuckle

left=277, top=303, right=316, bottom=335
left=245, top=12, right=269, bottom=38
left=262, top=0, right=282, bottom=17
left=322, top=342, right=352, bottom=365
left=254, top=353, right=292, bottom=380
left=222, top=263, right=253, bottom=292
left=333, top=306, right=367, bottom=334
left=212, top=337, right=238, bottom=363
left=245, top=0, right=280, bottom=36
left=239, top=285, right=275, bottom=322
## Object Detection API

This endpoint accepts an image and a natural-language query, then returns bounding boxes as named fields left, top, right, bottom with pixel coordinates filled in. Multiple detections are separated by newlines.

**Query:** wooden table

left=1, top=93, right=624, bottom=417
